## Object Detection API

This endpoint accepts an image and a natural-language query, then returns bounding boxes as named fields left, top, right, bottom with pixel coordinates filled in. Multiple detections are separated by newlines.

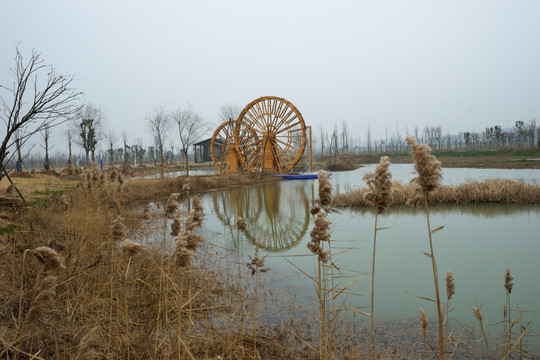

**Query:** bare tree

left=218, top=103, right=241, bottom=123
left=171, top=104, right=208, bottom=176
left=64, top=128, right=75, bottom=166
left=367, top=126, right=372, bottom=154
left=528, top=119, right=536, bottom=148
left=74, top=105, right=103, bottom=165
left=319, top=124, right=326, bottom=156
left=147, top=107, right=170, bottom=178
left=40, top=124, right=53, bottom=170
left=134, top=137, right=145, bottom=165
left=340, top=120, right=349, bottom=154
left=105, top=130, right=118, bottom=166
left=122, top=131, right=129, bottom=166
left=0, top=46, right=82, bottom=178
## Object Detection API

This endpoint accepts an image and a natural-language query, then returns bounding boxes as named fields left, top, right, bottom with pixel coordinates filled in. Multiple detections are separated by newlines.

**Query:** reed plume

left=446, top=271, right=455, bottom=333
left=111, top=216, right=126, bottom=242
left=405, top=136, right=442, bottom=201
left=472, top=306, right=489, bottom=354
left=363, top=156, right=392, bottom=214
left=247, top=238, right=269, bottom=276
left=420, top=308, right=428, bottom=342
left=407, top=136, right=445, bottom=359
left=165, top=193, right=180, bottom=219
left=307, top=210, right=331, bottom=263
left=77, top=326, right=101, bottom=360
left=109, top=168, right=119, bottom=182
left=182, top=183, right=191, bottom=197
left=143, top=203, right=152, bottom=219
left=60, top=194, right=70, bottom=210
left=121, top=240, right=148, bottom=257
left=446, top=271, right=455, bottom=300
left=185, top=232, right=206, bottom=250
left=236, top=216, right=247, bottom=232
left=175, top=232, right=194, bottom=267
left=31, top=246, right=66, bottom=271
left=171, top=218, right=181, bottom=236
left=504, top=268, right=514, bottom=294
left=363, top=156, right=393, bottom=360
left=186, top=202, right=204, bottom=231
left=504, top=268, right=515, bottom=353
left=318, top=170, right=333, bottom=208
left=26, top=274, right=57, bottom=323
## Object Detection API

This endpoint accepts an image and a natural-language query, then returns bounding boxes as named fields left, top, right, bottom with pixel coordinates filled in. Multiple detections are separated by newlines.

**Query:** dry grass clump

left=5, top=183, right=16, bottom=196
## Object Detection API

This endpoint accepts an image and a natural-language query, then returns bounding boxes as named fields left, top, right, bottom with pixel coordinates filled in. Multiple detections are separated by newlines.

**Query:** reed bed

left=0, top=168, right=306, bottom=359
left=333, top=178, right=540, bottom=207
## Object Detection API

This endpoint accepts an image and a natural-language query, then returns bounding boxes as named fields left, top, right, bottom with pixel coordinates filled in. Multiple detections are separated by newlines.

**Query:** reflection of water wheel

left=210, top=96, right=307, bottom=173
left=243, top=184, right=310, bottom=252
left=212, top=182, right=310, bottom=252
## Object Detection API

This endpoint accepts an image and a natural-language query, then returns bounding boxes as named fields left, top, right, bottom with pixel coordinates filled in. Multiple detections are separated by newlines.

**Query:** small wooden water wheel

left=210, top=96, right=307, bottom=173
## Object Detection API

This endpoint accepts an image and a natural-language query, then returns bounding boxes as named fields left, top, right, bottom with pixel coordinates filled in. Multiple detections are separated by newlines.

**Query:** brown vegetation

left=0, top=169, right=309, bottom=359
left=333, top=179, right=540, bottom=207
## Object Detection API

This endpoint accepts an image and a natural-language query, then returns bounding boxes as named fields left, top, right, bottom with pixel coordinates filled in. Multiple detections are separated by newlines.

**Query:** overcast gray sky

left=2, top=0, right=540, bottom=153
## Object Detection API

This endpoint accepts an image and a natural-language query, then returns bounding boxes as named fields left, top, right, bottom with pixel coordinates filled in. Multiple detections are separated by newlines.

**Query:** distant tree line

left=316, top=119, right=539, bottom=157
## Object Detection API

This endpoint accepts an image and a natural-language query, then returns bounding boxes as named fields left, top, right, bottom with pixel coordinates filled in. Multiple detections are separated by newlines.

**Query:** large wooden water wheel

left=210, top=96, right=307, bottom=173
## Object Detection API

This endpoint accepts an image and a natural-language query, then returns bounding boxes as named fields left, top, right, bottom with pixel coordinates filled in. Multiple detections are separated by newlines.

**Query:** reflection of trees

left=343, top=203, right=540, bottom=218
left=211, top=183, right=310, bottom=252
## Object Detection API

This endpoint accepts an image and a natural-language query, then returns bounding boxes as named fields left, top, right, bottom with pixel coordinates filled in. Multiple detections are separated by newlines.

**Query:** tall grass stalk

left=504, top=267, right=514, bottom=355
left=406, top=136, right=445, bottom=359
left=307, top=170, right=334, bottom=360
left=363, top=156, right=392, bottom=360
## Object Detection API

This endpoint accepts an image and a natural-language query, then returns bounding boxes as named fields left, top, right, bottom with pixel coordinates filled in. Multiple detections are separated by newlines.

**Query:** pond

left=195, top=165, right=540, bottom=352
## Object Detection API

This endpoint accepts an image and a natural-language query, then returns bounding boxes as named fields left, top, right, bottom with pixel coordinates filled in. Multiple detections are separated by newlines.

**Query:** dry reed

left=5, top=183, right=16, bottom=196
left=31, top=246, right=65, bottom=271
left=111, top=216, right=126, bottom=242
left=77, top=326, right=101, bottom=360
left=121, top=240, right=148, bottom=257
left=407, top=136, right=445, bottom=359
left=165, top=193, right=180, bottom=219
left=318, top=170, right=333, bottom=209
left=143, top=203, right=152, bottom=219
left=236, top=216, right=247, bottom=232
left=363, top=156, right=393, bottom=360
left=26, top=274, right=57, bottom=323
left=174, top=232, right=194, bottom=267
left=420, top=308, right=428, bottom=342
left=334, top=178, right=540, bottom=207
left=307, top=211, right=331, bottom=263
left=445, top=271, right=455, bottom=334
